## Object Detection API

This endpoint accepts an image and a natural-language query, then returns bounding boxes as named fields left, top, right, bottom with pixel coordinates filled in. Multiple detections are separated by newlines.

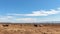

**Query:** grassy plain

left=0, top=23, right=60, bottom=34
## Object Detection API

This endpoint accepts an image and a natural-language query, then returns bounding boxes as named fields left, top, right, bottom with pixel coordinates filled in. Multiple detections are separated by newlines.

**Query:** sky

left=0, top=0, right=60, bottom=23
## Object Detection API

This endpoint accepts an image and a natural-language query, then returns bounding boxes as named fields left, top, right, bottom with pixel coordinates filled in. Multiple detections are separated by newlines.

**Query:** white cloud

left=0, top=8, right=60, bottom=23
left=8, top=8, right=60, bottom=16
left=0, top=15, right=38, bottom=23
left=15, top=18, right=37, bottom=23
left=0, top=16, right=14, bottom=22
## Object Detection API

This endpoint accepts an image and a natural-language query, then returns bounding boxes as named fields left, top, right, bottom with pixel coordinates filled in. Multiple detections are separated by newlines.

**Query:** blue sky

left=0, top=0, right=60, bottom=23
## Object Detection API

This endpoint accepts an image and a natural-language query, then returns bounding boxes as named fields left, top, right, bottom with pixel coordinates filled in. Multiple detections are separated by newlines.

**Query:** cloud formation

left=16, top=18, right=37, bottom=23
left=8, top=8, right=60, bottom=16
left=0, top=16, right=38, bottom=23
left=0, top=8, right=60, bottom=23
left=0, top=16, right=14, bottom=22
left=25, top=10, right=59, bottom=16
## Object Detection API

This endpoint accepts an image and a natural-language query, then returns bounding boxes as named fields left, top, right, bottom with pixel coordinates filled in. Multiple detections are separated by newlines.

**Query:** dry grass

left=0, top=23, right=60, bottom=34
